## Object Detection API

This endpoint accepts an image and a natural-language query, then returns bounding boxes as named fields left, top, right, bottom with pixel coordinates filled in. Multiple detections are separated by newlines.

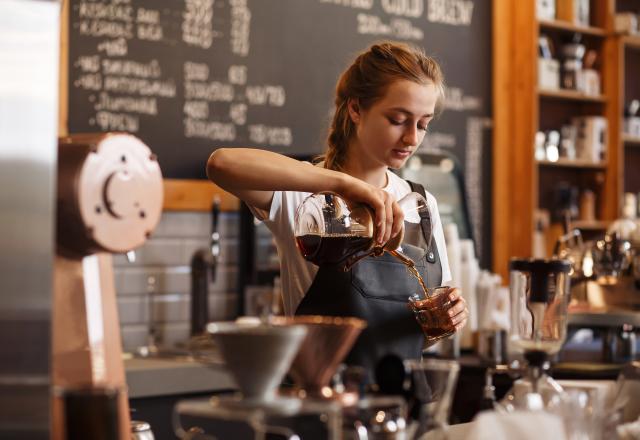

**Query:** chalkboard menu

left=68, top=0, right=493, bottom=260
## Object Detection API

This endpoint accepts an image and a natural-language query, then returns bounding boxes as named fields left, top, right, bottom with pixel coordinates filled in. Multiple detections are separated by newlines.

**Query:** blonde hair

left=319, top=41, right=445, bottom=171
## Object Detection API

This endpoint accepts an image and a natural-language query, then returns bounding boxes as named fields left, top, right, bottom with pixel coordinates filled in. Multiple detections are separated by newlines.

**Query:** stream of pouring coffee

left=387, top=250, right=429, bottom=297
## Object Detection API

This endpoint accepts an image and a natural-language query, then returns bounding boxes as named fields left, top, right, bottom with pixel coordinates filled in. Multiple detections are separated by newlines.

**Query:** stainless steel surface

left=124, top=355, right=232, bottom=399
left=131, top=420, right=155, bottom=440
left=569, top=309, right=640, bottom=327
left=0, top=0, right=60, bottom=436
left=617, top=361, right=640, bottom=423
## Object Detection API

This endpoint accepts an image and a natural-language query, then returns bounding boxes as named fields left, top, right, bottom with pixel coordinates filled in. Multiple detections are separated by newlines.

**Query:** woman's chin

left=386, top=157, right=409, bottom=169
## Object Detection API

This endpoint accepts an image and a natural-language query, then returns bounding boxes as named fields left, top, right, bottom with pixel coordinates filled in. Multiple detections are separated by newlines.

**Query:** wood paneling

left=59, top=0, right=68, bottom=137
left=163, top=179, right=239, bottom=212
left=493, top=0, right=537, bottom=279
left=602, top=0, right=622, bottom=220
left=492, top=0, right=511, bottom=278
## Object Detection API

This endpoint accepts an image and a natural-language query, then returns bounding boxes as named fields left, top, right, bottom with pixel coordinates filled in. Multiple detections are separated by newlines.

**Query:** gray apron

left=295, top=181, right=443, bottom=381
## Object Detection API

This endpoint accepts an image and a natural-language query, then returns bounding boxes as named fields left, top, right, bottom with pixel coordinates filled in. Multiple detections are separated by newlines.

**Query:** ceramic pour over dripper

left=271, top=316, right=366, bottom=397
left=206, top=321, right=307, bottom=406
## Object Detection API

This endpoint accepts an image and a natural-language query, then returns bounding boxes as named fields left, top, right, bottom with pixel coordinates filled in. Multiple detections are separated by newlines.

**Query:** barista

left=207, top=41, right=469, bottom=378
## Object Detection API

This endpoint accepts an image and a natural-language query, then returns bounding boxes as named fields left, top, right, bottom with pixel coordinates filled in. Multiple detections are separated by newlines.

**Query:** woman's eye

left=388, top=117, right=405, bottom=125
left=418, top=125, right=428, bottom=132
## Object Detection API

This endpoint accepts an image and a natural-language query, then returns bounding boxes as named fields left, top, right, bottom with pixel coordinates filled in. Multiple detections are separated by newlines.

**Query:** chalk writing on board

left=319, top=0, right=373, bottom=9
left=136, top=6, right=163, bottom=41
left=248, top=125, right=293, bottom=146
left=245, top=86, right=286, bottom=107
left=184, top=119, right=237, bottom=141
left=77, top=2, right=133, bottom=21
left=94, top=93, right=158, bottom=115
left=464, top=116, right=492, bottom=258
left=97, top=37, right=128, bottom=56
left=381, top=0, right=423, bottom=17
left=228, top=65, right=248, bottom=85
left=444, top=87, right=482, bottom=112
left=423, top=132, right=456, bottom=150
left=357, top=13, right=424, bottom=40
left=230, top=0, right=251, bottom=56
left=182, top=0, right=215, bottom=49
left=426, top=0, right=474, bottom=26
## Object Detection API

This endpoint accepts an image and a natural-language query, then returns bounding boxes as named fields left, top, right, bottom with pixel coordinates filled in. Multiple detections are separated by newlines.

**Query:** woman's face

left=349, top=79, right=439, bottom=170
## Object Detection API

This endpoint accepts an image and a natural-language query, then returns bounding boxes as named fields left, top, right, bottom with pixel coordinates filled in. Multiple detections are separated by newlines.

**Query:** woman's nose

left=402, top=125, right=420, bottom=146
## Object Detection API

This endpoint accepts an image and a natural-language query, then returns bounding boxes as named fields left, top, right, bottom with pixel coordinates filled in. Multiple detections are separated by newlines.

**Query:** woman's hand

left=446, top=288, right=468, bottom=331
left=337, top=175, right=404, bottom=246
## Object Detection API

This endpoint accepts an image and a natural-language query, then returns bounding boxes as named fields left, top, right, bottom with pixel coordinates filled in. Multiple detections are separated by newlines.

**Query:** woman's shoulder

left=386, top=171, right=438, bottom=205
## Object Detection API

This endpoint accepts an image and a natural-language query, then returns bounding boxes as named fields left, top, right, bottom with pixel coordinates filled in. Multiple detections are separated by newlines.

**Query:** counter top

left=125, top=355, right=236, bottom=399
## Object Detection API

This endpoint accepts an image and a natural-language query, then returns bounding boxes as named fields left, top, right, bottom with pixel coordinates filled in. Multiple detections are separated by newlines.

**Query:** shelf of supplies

left=623, top=134, right=640, bottom=145
left=622, top=35, right=640, bottom=50
left=571, top=220, right=608, bottom=230
left=538, top=88, right=607, bottom=103
left=538, top=19, right=606, bottom=37
left=537, top=159, right=607, bottom=169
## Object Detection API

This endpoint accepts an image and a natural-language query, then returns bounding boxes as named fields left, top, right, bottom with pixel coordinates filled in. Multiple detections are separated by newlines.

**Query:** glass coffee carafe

left=503, top=258, right=572, bottom=411
left=294, top=191, right=431, bottom=271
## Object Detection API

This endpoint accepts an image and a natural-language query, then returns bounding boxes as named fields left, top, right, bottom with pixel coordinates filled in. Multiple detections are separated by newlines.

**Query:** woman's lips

left=392, top=149, right=412, bottom=158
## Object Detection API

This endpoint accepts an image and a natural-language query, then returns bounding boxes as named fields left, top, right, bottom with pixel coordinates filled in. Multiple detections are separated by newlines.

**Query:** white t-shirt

left=250, top=166, right=452, bottom=315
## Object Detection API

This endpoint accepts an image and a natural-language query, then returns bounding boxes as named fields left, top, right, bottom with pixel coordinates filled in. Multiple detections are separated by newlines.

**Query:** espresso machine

left=555, top=219, right=639, bottom=364
left=53, top=133, right=163, bottom=439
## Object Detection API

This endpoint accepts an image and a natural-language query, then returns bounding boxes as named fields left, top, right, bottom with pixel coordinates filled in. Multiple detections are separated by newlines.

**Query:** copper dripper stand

left=271, top=316, right=366, bottom=400
left=53, top=133, right=163, bottom=439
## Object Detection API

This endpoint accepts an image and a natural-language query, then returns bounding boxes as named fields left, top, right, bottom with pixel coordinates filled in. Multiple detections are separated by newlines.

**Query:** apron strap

left=406, top=180, right=434, bottom=252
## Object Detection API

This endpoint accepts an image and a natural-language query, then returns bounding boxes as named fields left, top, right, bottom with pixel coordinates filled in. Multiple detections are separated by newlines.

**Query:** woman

left=207, top=41, right=469, bottom=379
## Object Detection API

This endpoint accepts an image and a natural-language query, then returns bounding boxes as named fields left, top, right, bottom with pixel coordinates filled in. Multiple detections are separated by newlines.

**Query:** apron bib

left=295, top=181, right=443, bottom=381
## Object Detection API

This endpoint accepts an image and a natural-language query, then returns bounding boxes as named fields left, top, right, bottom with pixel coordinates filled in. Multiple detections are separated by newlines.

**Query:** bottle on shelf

left=607, top=193, right=638, bottom=241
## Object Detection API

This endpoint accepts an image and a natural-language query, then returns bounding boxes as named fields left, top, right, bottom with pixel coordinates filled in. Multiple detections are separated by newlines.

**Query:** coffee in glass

left=408, top=286, right=456, bottom=344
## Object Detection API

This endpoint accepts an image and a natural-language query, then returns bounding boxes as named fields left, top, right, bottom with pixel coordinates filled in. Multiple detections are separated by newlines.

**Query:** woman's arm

left=206, top=148, right=403, bottom=244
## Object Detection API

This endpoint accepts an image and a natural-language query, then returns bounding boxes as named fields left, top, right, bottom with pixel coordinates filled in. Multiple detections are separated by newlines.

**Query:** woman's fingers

left=390, top=200, right=404, bottom=243
left=447, top=287, right=462, bottom=302
left=339, top=178, right=401, bottom=246
left=382, top=193, right=394, bottom=245
left=448, top=297, right=466, bottom=318
left=448, top=297, right=469, bottom=328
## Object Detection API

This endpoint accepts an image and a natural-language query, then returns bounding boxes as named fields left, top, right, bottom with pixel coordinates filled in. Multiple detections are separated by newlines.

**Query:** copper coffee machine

left=52, top=133, right=163, bottom=439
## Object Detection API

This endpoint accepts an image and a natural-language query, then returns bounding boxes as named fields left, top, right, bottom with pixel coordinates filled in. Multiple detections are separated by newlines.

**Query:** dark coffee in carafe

left=295, top=234, right=372, bottom=266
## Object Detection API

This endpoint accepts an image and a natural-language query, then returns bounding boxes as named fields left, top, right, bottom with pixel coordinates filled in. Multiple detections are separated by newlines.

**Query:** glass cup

left=405, top=358, right=461, bottom=440
left=408, top=286, right=456, bottom=345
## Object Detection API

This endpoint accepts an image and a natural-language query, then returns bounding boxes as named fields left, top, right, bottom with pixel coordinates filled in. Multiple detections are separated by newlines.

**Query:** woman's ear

left=347, top=98, right=360, bottom=124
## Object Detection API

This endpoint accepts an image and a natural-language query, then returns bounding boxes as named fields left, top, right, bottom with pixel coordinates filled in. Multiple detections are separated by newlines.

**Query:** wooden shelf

left=493, top=1, right=621, bottom=281
left=623, top=134, right=640, bottom=146
left=538, top=88, right=607, bottom=103
left=538, top=19, right=606, bottom=37
left=622, top=35, right=640, bottom=50
left=571, top=220, right=608, bottom=230
left=537, top=159, right=607, bottom=169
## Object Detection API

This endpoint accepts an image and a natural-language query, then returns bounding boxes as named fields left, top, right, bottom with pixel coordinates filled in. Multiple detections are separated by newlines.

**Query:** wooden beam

left=163, top=179, right=240, bottom=212
left=59, top=0, right=68, bottom=137
left=492, top=0, right=512, bottom=278
left=602, top=0, right=622, bottom=221
left=493, top=0, right=537, bottom=279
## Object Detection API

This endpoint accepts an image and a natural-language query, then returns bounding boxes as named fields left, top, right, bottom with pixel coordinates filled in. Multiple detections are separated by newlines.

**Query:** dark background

left=68, top=0, right=493, bottom=264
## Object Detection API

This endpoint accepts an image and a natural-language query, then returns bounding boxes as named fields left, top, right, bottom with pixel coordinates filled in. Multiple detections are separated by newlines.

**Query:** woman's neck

left=342, top=145, right=388, bottom=188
